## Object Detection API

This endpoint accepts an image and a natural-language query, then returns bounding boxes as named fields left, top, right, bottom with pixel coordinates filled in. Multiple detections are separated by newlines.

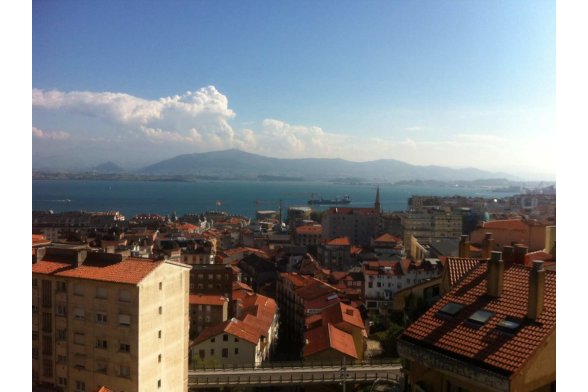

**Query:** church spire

left=375, top=185, right=381, bottom=213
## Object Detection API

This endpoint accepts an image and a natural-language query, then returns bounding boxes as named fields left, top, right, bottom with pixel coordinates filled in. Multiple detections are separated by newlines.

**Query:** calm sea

left=32, top=180, right=519, bottom=219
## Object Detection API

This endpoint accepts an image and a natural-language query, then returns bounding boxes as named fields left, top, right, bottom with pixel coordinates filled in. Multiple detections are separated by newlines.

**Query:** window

left=119, top=289, right=131, bottom=302
left=57, top=377, right=67, bottom=386
left=74, top=354, right=86, bottom=369
left=210, top=337, right=215, bottom=343
left=158, top=354, right=162, bottom=363
left=56, top=304, right=67, bottom=316
left=199, top=350, right=205, bottom=359
left=234, top=337, right=239, bottom=342
left=158, top=330, right=162, bottom=339
left=32, top=279, right=38, bottom=288
left=74, top=284, right=84, bottom=296
left=159, top=282, right=163, bottom=290
left=43, top=359, right=53, bottom=377
left=119, top=314, right=131, bottom=326
left=368, top=282, right=373, bottom=288
left=210, top=349, right=214, bottom=355
left=56, top=281, right=67, bottom=292
left=74, top=308, right=85, bottom=320
left=96, top=360, right=107, bottom=374
left=158, top=379, right=161, bottom=388
left=74, top=333, right=84, bottom=345
left=468, top=309, right=495, bottom=325
left=223, top=334, right=228, bottom=341
left=158, top=306, right=162, bottom=315
left=96, top=338, right=107, bottom=349
left=75, top=380, right=85, bottom=392
left=119, top=343, right=131, bottom=353
left=42, top=312, right=52, bottom=332
left=57, top=354, right=67, bottom=364
left=42, top=280, right=52, bottom=307
left=234, top=348, right=239, bottom=355
left=119, top=364, right=130, bottom=378
left=222, top=348, right=228, bottom=358
left=96, top=287, right=107, bottom=299
left=57, top=329, right=67, bottom=340
left=42, top=335, right=52, bottom=355
left=96, top=312, right=108, bottom=324
left=438, top=302, right=465, bottom=317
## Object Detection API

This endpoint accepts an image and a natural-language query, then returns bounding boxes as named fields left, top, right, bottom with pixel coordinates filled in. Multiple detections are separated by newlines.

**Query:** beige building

left=402, top=210, right=463, bottom=256
left=32, top=246, right=191, bottom=392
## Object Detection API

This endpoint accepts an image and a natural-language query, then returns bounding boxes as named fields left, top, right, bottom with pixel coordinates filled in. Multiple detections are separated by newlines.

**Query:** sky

left=31, top=0, right=555, bottom=180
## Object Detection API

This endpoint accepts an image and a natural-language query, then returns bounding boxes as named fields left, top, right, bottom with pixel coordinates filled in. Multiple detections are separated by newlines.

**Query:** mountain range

left=135, top=149, right=519, bottom=182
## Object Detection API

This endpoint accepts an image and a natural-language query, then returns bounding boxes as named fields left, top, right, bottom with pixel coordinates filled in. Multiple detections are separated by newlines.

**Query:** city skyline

left=32, top=1, right=555, bottom=179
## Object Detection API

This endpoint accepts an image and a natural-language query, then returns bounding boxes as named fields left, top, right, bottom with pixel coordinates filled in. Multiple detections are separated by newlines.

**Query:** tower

left=374, top=186, right=381, bottom=214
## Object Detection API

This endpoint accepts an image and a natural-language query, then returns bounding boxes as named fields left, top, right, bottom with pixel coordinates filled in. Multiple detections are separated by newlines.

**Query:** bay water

left=32, top=180, right=519, bottom=219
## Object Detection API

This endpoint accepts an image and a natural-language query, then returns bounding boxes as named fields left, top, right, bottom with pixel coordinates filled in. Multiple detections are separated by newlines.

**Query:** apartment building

left=401, top=210, right=463, bottom=256
left=32, top=246, right=190, bottom=392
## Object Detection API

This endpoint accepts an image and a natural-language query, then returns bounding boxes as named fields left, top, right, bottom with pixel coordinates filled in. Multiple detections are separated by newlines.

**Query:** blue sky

left=32, top=0, right=555, bottom=179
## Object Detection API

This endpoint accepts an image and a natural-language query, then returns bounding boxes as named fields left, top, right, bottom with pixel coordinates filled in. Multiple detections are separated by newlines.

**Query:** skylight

left=468, top=309, right=495, bottom=324
left=438, top=302, right=465, bottom=316
left=497, top=318, right=522, bottom=332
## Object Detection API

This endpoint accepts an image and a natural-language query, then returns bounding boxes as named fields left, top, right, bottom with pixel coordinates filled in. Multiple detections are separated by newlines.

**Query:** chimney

left=235, top=299, right=243, bottom=318
left=481, top=233, right=494, bottom=259
left=513, top=244, right=528, bottom=265
left=459, top=235, right=470, bottom=258
left=502, top=245, right=514, bottom=263
left=527, top=260, right=545, bottom=320
left=34, top=247, right=47, bottom=264
left=544, top=226, right=556, bottom=255
left=486, top=251, right=504, bottom=297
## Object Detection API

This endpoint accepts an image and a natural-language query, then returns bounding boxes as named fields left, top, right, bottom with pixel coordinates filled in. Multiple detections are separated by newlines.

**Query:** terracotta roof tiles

left=401, top=263, right=556, bottom=375
left=445, top=257, right=484, bottom=286
left=32, top=257, right=164, bottom=285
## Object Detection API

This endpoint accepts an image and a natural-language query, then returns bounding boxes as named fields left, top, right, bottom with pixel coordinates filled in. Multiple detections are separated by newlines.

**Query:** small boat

left=307, top=194, right=351, bottom=205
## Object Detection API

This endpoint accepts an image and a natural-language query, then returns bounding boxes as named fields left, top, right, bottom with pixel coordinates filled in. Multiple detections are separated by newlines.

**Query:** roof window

left=438, top=302, right=465, bottom=317
left=468, top=309, right=495, bottom=325
left=496, top=317, right=522, bottom=333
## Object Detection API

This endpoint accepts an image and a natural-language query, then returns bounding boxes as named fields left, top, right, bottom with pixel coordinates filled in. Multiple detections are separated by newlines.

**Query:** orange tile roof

left=445, top=257, right=483, bottom=286
left=481, top=219, right=529, bottom=231
left=304, top=324, right=359, bottom=359
left=326, top=236, right=351, bottom=246
left=322, top=302, right=365, bottom=330
left=32, top=257, right=164, bottom=285
left=400, top=263, right=556, bottom=375
left=94, top=387, right=114, bottom=392
left=193, top=318, right=260, bottom=345
left=32, top=234, right=51, bottom=246
left=189, top=294, right=228, bottom=306
left=374, top=233, right=402, bottom=243
left=296, top=225, right=323, bottom=234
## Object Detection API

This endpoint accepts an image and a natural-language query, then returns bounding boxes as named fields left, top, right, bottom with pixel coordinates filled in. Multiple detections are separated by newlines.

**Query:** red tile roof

left=193, top=318, right=260, bottom=345
left=32, top=257, right=164, bottom=285
left=189, top=294, right=228, bottom=306
left=304, top=324, right=359, bottom=359
left=374, top=233, right=402, bottom=243
left=94, top=387, right=114, bottom=392
left=445, top=257, right=483, bottom=286
left=32, top=234, right=51, bottom=246
left=326, top=236, right=351, bottom=246
left=401, top=263, right=556, bottom=375
left=296, top=225, right=323, bottom=234
left=321, top=302, right=365, bottom=330
left=481, top=219, right=529, bottom=231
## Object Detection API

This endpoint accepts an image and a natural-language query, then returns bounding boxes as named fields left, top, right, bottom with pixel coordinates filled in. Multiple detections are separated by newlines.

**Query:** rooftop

left=400, top=262, right=556, bottom=375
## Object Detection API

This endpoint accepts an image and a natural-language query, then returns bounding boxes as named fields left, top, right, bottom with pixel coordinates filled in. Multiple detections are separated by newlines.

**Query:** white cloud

left=31, top=86, right=553, bottom=176
left=32, top=127, right=70, bottom=140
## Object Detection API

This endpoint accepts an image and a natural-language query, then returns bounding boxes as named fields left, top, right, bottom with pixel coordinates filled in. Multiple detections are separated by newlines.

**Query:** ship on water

left=307, top=194, right=351, bottom=205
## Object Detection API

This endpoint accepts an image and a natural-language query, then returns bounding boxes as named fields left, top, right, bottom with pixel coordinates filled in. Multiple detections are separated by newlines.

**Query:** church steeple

left=374, top=186, right=381, bottom=213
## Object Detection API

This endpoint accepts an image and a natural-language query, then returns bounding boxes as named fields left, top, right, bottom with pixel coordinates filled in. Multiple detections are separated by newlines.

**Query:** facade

left=317, top=236, right=352, bottom=270
left=401, top=210, right=463, bottom=257
left=293, top=224, right=323, bottom=247
left=321, top=207, right=380, bottom=247
left=191, top=292, right=278, bottom=367
left=32, top=246, right=190, bottom=392
left=398, top=252, right=556, bottom=392
left=189, top=294, right=229, bottom=339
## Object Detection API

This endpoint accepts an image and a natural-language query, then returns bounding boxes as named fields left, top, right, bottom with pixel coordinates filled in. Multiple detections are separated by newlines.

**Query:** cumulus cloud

left=32, top=127, right=70, bottom=140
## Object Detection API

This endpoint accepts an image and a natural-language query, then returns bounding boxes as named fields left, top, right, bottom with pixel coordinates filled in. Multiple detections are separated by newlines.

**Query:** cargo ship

left=307, top=194, right=351, bottom=205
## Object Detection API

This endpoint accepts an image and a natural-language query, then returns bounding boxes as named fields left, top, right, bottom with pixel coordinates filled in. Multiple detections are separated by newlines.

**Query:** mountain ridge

left=139, top=149, right=519, bottom=182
